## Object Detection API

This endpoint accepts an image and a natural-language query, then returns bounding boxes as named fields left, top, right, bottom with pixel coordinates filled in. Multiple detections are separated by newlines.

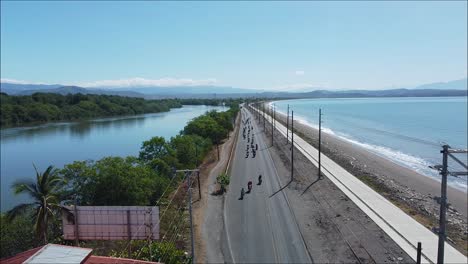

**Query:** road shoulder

left=193, top=112, right=240, bottom=263
left=256, top=109, right=413, bottom=263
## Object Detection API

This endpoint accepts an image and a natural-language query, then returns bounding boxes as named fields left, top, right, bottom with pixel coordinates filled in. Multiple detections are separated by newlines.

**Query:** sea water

left=273, top=97, right=468, bottom=191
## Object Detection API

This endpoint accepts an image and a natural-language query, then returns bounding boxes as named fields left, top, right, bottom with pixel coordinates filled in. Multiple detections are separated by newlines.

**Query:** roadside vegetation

left=216, top=172, right=230, bottom=194
left=0, top=102, right=240, bottom=262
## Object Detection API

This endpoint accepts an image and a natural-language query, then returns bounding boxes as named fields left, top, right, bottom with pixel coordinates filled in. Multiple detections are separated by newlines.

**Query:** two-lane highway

left=224, top=107, right=311, bottom=263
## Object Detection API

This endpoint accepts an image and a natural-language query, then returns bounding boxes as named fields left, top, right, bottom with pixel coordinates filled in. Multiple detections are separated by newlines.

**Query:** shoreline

left=274, top=109, right=467, bottom=216
left=260, top=104, right=467, bottom=254
left=0, top=104, right=225, bottom=131
left=265, top=102, right=467, bottom=213
left=282, top=109, right=468, bottom=193
left=256, top=110, right=414, bottom=262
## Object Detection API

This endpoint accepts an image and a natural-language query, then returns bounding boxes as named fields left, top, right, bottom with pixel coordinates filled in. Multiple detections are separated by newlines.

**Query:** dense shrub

left=0, top=93, right=182, bottom=127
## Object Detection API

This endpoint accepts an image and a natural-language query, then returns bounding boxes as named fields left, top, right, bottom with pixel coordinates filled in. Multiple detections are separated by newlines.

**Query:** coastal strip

left=251, top=104, right=467, bottom=263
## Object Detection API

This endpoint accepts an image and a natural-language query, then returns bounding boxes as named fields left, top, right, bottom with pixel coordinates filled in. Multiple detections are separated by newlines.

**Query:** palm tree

left=7, top=165, right=64, bottom=244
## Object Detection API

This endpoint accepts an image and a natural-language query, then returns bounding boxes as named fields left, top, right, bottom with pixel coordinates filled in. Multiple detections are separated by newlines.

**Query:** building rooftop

left=1, top=244, right=159, bottom=264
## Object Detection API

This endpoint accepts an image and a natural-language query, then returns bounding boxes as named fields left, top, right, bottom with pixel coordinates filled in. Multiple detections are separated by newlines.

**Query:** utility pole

left=186, top=171, right=195, bottom=264
left=195, top=144, right=199, bottom=167
left=263, top=103, right=265, bottom=130
left=286, top=104, right=289, bottom=144
left=173, top=169, right=200, bottom=264
left=73, top=197, right=79, bottom=246
left=417, top=242, right=422, bottom=264
left=318, top=108, right=322, bottom=178
left=437, top=145, right=449, bottom=264
left=256, top=102, right=259, bottom=120
left=435, top=145, right=467, bottom=264
left=291, top=111, right=294, bottom=181
left=271, top=105, right=274, bottom=146
left=273, top=104, right=276, bottom=132
left=259, top=102, right=261, bottom=120
left=197, top=170, right=201, bottom=200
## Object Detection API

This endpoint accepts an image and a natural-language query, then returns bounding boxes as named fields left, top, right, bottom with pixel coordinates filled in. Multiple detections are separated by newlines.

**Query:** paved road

left=224, top=107, right=311, bottom=263
left=251, top=104, right=467, bottom=264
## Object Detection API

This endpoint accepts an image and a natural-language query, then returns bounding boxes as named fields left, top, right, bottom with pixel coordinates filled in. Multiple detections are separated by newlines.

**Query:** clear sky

left=1, top=1, right=467, bottom=90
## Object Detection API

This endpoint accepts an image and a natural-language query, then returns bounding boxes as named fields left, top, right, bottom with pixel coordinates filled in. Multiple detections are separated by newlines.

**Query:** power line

left=134, top=171, right=195, bottom=261
left=119, top=172, right=185, bottom=258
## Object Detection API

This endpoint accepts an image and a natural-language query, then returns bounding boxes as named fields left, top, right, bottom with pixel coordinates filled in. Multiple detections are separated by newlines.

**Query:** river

left=0, top=105, right=227, bottom=212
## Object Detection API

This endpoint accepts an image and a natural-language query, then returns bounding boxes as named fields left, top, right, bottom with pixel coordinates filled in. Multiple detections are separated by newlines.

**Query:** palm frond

left=6, top=203, right=34, bottom=221
left=33, top=163, right=41, bottom=186
left=40, top=165, right=56, bottom=190
left=11, top=164, right=65, bottom=243
left=12, top=179, right=36, bottom=195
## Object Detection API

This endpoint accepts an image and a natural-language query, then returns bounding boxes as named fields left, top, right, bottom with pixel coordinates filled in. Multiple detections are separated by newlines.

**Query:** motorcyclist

left=258, top=174, right=262, bottom=185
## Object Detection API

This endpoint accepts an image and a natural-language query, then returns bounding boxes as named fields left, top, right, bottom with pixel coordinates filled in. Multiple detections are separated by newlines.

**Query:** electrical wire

left=119, top=171, right=184, bottom=258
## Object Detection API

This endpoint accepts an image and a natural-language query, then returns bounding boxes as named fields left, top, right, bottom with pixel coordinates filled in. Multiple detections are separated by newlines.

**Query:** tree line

left=0, top=92, right=241, bottom=128
left=1, top=104, right=239, bottom=262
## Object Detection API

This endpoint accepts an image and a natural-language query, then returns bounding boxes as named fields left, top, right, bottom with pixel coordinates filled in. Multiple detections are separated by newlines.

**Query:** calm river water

left=0, top=105, right=226, bottom=211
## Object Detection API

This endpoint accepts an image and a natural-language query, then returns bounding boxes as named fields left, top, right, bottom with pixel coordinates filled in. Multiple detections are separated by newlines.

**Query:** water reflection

left=1, top=113, right=165, bottom=141
left=1, top=105, right=226, bottom=211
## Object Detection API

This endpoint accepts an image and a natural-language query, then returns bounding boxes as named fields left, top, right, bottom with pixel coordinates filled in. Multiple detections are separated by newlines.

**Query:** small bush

left=216, top=172, right=230, bottom=193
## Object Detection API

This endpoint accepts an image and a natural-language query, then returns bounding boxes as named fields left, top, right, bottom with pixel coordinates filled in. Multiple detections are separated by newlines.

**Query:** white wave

left=269, top=100, right=467, bottom=191
left=335, top=135, right=466, bottom=192
left=281, top=109, right=466, bottom=191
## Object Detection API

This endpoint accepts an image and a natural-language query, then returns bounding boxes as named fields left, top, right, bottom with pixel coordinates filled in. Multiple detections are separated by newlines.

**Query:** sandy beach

left=261, top=105, right=467, bottom=254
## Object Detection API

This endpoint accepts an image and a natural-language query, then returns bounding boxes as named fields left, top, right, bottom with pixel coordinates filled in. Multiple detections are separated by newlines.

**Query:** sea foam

left=270, top=104, right=467, bottom=192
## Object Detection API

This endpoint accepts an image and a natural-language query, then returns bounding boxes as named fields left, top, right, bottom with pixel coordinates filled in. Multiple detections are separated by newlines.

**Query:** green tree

left=139, top=136, right=177, bottom=166
left=183, top=115, right=226, bottom=145
left=7, top=165, right=64, bottom=244
left=60, top=157, right=169, bottom=206
left=0, top=213, right=42, bottom=258
left=170, top=134, right=212, bottom=168
left=140, top=136, right=167, bottom=161
left=170, top=135, right=196, bottom=168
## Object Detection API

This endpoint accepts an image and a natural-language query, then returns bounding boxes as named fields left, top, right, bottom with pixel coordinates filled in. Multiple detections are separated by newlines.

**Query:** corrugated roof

left=0, top=247, right=42, bottom=264
left=23, top=244, right=92, bottom=264
left=0, top=244, right=160, bottom=264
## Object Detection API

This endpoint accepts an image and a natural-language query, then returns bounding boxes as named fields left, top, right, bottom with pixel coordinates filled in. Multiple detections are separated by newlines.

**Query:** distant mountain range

left=0, top=83, right=263, bottom=97
left=412, top=78, right=467, bottom=90
left=1, top=78, right=466, bottom=99
left=109, top=86, right=264, bottom=95
left=1, top=84, right=145, bottom=97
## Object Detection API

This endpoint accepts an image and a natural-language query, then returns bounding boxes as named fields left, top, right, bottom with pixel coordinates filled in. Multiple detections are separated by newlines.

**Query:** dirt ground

left=253, top=108, right=413, bottom=263
left=264, top=106, right=467, bottom=256
left=192, top=112, right=240, bottom=263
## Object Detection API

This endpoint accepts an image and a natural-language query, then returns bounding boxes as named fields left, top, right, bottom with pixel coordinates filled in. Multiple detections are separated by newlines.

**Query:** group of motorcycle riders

left=240, top=174, right=262, bottom=200
left=240, top=111, right=263, bottom=200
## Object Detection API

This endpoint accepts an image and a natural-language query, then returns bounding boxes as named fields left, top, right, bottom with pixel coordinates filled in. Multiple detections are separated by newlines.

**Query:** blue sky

left=1, top=1, right=466, bottom=90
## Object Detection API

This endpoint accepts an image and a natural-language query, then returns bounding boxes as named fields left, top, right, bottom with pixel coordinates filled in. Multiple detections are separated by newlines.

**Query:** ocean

left=272, top=97, right=468, bottom=191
